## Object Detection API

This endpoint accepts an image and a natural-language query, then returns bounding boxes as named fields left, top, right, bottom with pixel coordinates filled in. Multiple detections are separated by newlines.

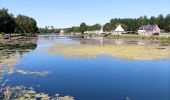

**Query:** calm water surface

left=1, top=35, right=170, bottom=100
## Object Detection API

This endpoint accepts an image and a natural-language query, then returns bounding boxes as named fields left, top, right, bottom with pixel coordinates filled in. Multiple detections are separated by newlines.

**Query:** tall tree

left=0, top=8, right=15, bottom=33
left=157, top=14, right=165, bottom=29
left=15, top=15, right=37, bottom=34
left=165, top=14, right=170, bottom=32
left=149, top=16, right=157, bottom=25
left=103, top=23, right=113, bottom=32
left=92, top=24, right=101, bottom=30
left=80, top=23, right=88, bottom=34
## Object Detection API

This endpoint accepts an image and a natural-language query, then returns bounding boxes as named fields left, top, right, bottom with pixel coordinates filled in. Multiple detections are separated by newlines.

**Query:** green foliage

left=165, top=26, right=170, bottom=32
left=0, top=8, right=15, bottom=33
left=0, top=86, right=74, bottom=100
left=63, top=23, right=101, bottom=34
left=15, top=15, right=38, bottom=34
left=105, top=14, right=170, bottom=32
left=38, top=26, right=60, bottom=34
left=103, top=23, right=113, bottom=32
left=80, top=23, right=88, bottom=34
left=72, top=27, right=80, bottom=33
left=88, top=24, right=101, bottom=31
left=0, top=8, right=38, bottom=35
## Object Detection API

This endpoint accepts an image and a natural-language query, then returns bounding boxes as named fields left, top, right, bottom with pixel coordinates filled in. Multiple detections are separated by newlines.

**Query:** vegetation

left=45, top=44, right=170, bottom=60
left=86, top=34, right=170, bottom=40
left=64, top=23, right=101, bottom=34
left=0, top=8, right=15, bottom=34
left=15, top=15, right=38, bottom=34
left=0, top=37, right=37, bottom=68
left=103, top=14, right=170, bottom=32
left=80, top=23, right=88, bottom=34
left=0, top=8, right=38, bottom=36
left=62, top=14, right=170, bottom=34
left=0, top=86, right=74, bottom=100
left=38, top=26, right=60, bottom=34
left=1, top=7, right=169, bottom=35
left=64, top=27, right=80, bottom=34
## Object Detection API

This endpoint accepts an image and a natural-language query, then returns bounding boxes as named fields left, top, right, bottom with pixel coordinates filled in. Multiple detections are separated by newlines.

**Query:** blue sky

left=0, top=0, right=170, bottom=28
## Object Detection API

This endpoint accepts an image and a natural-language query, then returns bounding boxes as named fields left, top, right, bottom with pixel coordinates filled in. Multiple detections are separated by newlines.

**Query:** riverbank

left=0, top=36, right=38, bottom=69
left=80, top=34, right=170, bottom=41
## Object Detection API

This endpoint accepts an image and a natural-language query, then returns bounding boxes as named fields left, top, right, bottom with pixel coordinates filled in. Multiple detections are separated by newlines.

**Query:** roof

left=115, top=25, right=124, bottom=32
left=139, top=25, right=159, bottom=30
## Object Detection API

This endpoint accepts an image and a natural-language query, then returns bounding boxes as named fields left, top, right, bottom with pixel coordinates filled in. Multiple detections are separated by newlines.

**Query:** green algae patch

left=0, top=86, right=75, bottom=100
left=0, top=55, right=50, bottom=76
left=45, top=44, right=170, bottom=60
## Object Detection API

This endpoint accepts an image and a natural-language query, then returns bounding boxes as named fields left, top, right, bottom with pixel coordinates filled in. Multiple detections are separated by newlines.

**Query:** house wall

left=112, top=31, right=122, bottom=35
left=138, top=27, right=160, bottom=35
left=152, top=27, right=160, bottom=34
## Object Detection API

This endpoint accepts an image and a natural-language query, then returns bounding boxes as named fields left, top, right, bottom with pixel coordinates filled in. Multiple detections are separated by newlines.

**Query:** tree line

left=0, top=8, right=38, bottom=35
left=103, top=14, right=170, bottom=32
left=64, top=23, right=101, bottom=34
left=64, top=14, right=170, bottom=34
left=1, top=8, right=170, bottom=34
left=38, top=26, right=60, bottom=33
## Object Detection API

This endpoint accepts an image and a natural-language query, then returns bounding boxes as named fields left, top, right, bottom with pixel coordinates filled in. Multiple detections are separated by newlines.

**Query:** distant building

left=84, top=30, right=101, bottom=34
left=138, top=25, right=160, bottom=35
left=60, top=29, right=65, bottom=34
left=84, top=25, right=104, bottom=35
left=112, top=25, right=125, bottom=35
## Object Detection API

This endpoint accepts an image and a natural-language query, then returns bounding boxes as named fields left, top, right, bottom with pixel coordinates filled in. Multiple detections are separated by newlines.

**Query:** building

left=112, top=25, right=125, bottom=35
left=60, top=29, right=65, bottom=34
left=138, top=25, right=160, bottom=35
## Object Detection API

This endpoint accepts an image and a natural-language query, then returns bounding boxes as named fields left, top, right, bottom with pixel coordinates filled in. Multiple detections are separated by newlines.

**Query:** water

left=1, top=35, right=170, bottom=100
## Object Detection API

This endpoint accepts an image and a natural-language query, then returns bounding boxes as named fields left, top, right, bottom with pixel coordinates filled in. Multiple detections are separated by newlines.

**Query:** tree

left=149, top=16, right=157, bottom=25
left=15, top=15, right=37, bottom=34
left=157, top=14, right=165, bottom=29
left=92, top=24, right=101, bottom=30
left=72, top=27, right=80, bottom=33
left=80, top=23, right=88, bottom=34
left=165, top=14, right=170, bottom=32
left=103, top=23, right=113, bottom=32
left=0, top=8, right=15, bottom=34
left=165, top=26, right=170, bottom=32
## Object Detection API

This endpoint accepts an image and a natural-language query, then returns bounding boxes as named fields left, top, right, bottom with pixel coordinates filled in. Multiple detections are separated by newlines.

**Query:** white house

left=84, top=25, right=104, bottom=35
left=60, top=30, right=65, bottom=34
left=112, top=25, right=125, bottom=35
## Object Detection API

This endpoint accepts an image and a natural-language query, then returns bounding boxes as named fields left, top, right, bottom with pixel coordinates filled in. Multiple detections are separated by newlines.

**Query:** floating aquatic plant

left=45, top=44, right=170, bottom=60
left=0, top=86, right=75, bottom=100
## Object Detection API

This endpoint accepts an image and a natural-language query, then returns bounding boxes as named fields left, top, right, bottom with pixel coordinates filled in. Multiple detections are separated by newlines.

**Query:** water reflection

left=0, top=35, right=169, bottom=100
left=82, top=36, right=170, bottom=46
left=0, top=37, right=48, bottom=76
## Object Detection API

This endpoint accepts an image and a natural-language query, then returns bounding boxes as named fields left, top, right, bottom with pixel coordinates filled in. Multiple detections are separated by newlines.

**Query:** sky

left=0, top=0, right=170, bottom=28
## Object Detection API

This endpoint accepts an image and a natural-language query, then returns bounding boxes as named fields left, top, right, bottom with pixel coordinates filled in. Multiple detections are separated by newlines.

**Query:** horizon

left=1, top=0, right=170, bottom=28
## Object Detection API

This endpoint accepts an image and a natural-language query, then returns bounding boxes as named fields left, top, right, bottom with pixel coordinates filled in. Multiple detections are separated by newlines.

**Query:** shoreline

left=80, top=34, right=170, bottom=41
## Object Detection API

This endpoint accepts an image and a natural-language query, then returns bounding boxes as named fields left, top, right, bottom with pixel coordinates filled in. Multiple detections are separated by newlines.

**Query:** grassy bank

left=81, top=34, right=170, bottom=40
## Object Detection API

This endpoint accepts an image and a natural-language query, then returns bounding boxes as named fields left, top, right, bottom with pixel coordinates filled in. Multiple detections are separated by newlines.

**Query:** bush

left=0, top=32, right=6, bottom=36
